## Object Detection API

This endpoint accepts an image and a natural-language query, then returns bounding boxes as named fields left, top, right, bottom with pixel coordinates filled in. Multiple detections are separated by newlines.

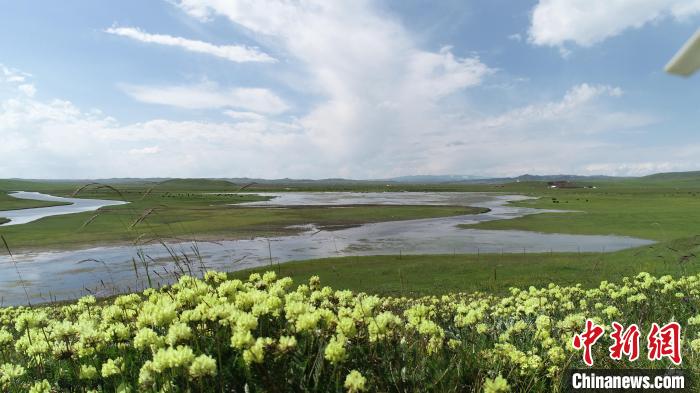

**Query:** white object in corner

left=666, top=29, right=700, bottom=77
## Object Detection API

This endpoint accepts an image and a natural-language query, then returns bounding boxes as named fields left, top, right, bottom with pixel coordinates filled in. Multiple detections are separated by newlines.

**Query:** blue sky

left=1, top=0, right=699, bottom=179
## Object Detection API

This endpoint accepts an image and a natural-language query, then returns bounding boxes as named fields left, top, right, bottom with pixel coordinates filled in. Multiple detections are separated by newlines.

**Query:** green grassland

left=0, top=182, right=486, bottom=250
left=468, top=187, right=700, bottom=241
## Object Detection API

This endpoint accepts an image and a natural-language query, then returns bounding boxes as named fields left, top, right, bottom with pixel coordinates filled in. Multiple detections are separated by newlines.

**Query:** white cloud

left=0, top=64, right=311, bottom=178
left=404, top=83, right=661, bottom=178
left=121, top=82, right=288, bottom=114
left=0, top=88, right=308, bottom=178
left=405, top=46, right=493, bottom=99
left=0, top=61, right=681, bottom=179
left=129, top=146, right=160, bottom=155
left=1, top=64, right=30, bottom=83
left=105, top=26, right=276, bottom=63
left=18, top=84, right=36, bottom=97
left=529, top=0, right=700, bottom=48
left=479, top=84, right=631, bottom=131
left=174, top=0, right=493, bottom=167
left=223, top=110, right=266, bottom=121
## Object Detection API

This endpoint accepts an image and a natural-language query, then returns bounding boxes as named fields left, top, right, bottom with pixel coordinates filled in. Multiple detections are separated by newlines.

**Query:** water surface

left=0, top=191, right=127, bottom=226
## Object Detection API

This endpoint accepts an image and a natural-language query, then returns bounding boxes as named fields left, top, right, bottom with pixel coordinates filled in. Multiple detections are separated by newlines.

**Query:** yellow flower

left=448, top=339, right=462, bottom=349
left=0, top=329, right=13, bottom=346
left=28, top=379, right=52, bottom=393
left=151, top=346, right=195, bottom=372
left=101, top=357, right=124, bottom=378
left=344, top=370, right=367, bottom=393
left=204, top=271, right=228, bottom=284
left=690, top=338, right=700, bottom=352
left=277, top=335, right=297, bottom=352
left=166, top=322, right=192, bottom=346
left=262, top=271, right=278, bottom=284
left=324, top=335, right=347, bottom=364
left=337, top=317, right=358, bottom=338
left=138, top=361, right=156, bottom=387
left=483, top=374, right=510, bottom=393
left=79, top=364, right=98, bottom=380
left=189, top=354, right=217, bottom=378
left=137, top=298, right=178, bottom=328
left=602, top=306, right=619, bottom=318
left=0, top=363, right=26, bottom=386
left=243, top=337, right=272, bottom=365
left=134, top=327, right=164, bottom=351
left=295, top=312, right=321, bottom=332
left=231, top=329, right=254, bottom=349
left=309, top=275, right=321, bottom=290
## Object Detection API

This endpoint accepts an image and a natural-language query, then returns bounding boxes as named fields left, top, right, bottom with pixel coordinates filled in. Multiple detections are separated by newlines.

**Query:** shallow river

left=0, top=191, right=127, bottom=226
left=0, top=192, right=653, bottom=305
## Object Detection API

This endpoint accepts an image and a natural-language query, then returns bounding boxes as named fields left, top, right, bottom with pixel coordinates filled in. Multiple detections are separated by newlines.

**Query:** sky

left=1, top=0, right=700, bottom=179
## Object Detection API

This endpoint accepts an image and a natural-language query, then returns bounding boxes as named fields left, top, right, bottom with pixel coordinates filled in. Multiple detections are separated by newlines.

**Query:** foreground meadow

left=0, top=270, right=697, bottom=392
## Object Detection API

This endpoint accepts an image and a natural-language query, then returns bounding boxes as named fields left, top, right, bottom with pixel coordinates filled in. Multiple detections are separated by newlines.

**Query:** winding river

left=0, top=191, right=127, bottom=226
left=0, top=192, right=653, bottom=305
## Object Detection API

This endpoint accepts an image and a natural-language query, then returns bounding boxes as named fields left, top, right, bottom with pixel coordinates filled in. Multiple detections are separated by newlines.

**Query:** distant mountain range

left=384, top=174, right=622, bottom=184
left=6, top=170, right=700, bottom=186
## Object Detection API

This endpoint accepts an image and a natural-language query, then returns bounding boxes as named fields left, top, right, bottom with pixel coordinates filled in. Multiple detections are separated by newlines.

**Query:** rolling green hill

left=641, top=170, right=700, bottom=182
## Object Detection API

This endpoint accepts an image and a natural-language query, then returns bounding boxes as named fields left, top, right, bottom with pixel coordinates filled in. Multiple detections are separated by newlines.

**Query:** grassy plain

left=469, top=187, right=700, bottom=240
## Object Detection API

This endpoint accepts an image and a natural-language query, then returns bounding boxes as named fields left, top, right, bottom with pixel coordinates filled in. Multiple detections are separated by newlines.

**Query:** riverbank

left=230, top=234, right=697, bottom=296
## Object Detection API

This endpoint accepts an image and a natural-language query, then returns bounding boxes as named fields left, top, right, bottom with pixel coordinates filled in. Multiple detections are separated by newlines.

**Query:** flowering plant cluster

left=0, top=270, right=698, bottom=392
